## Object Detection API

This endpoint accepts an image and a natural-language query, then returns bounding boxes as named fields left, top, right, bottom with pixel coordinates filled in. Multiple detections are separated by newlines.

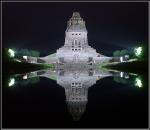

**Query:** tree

left=120, top=49, right=128, bottom=56
left=20, top=49, right=31, bottom=56
left=113, top=50, right=121, bottom=57
left=18, top=49, right=40, bottom=57
left=113, top=49, right=129, bottom=57
left=113, top=77, right=128, bottom=84
left=30, top=50, right=40, bottom=57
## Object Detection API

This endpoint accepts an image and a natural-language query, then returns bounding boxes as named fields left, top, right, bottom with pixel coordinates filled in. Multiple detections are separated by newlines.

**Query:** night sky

left=3, top=2, right=148, bottom=56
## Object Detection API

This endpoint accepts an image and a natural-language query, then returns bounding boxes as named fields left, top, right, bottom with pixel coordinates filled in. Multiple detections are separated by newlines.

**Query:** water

left=2, top=64, right=148, bottom=128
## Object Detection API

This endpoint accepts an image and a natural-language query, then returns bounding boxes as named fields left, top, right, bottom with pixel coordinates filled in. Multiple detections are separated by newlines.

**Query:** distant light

left=8, top=78, right=15, bottom=87
left=135, top=77, right=142, bottom=88
left=120, top=57, right=123, bottom=62
left=120, top=72, right=124, bottom=77
left=23, top=56, right=27, bottom=60
left=23, top=74, right=28, bottom=79
left=125, top=55, right=129, bottom=58
left=8, top=49, right=15, bottom=57
left=134, top=47, right=142, bottom=57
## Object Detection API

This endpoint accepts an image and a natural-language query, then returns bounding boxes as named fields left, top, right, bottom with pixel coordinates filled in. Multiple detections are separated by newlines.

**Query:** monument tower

left=56, top=12, right=111, bottom=64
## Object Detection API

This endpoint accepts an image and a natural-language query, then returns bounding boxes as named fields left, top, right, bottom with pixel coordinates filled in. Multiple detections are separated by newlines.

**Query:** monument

left=25, top=12, right=112, bottom=64
left=56, top=12, right=111, bottom=64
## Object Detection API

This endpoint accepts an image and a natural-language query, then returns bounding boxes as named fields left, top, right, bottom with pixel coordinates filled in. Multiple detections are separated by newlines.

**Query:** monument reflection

left=17, top=64, right=129, bottom=121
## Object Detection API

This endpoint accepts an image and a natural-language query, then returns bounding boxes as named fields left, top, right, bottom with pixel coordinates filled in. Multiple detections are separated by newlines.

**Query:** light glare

left=135, top=77, right=142, bottom=88
left=23, top=56, right=27, bottom=60
left=120, top=57, right=123, bottom=62
left=8, top=78, right=15, bottom=87
left=8, top=49, right=15, bottom=57
left=134, top=47, right=142, bottom=57
left=23, top=75, right=28, bottom=79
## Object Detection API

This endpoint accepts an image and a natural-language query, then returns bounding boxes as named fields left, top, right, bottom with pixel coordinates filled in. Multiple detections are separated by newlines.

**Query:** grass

left=2, top=48, right=55, bottom=75
left=49, top=75, right=57, bottom=81
left=3, top=59, right=55, bottom=75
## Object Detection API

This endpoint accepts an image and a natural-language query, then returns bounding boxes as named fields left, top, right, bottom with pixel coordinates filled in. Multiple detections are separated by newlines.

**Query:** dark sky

left=3, top=2, right=148, bottom=56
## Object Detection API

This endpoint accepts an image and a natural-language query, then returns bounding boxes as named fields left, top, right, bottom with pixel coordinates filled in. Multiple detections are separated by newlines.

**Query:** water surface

left=3, top=65, right=148, bottom=128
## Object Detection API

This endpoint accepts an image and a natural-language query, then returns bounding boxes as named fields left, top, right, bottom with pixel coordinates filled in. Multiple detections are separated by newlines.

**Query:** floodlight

left=8, top=49, right=15, bottom=57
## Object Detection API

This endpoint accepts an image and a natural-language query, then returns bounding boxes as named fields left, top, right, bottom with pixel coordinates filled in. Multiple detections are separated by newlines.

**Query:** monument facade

left=56, top=12, right=111, bottom=64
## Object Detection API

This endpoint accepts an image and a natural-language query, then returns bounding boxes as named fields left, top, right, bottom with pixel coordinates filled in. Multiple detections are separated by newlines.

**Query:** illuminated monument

left=18, top=12, right=119, bottom=121
left=21, top=12, right=114, bottom=121
left=56, top=12, right=111, bottom=64
left=26, top=12, right=112, bottom=64
left=56, top=12, right=105, bottom=63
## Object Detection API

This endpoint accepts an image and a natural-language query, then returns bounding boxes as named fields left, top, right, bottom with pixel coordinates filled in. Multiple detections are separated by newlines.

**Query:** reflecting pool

left=3, top=64, right=148, bottom=128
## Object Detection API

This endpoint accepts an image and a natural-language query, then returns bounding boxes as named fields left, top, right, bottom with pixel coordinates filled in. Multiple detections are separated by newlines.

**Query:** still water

left=3, top=64, right=148, bottom=128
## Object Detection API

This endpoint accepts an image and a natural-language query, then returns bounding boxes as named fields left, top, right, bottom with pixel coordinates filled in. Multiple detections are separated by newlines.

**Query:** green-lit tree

left=120, top=49, right=128, bottom=56
left=113, top=77, right=128, bottom=84
left=20, top=49, right=31, bottom=56
left=18, top=49, right=40, bottom=57
left=113, top=49, right=129, bottom=57
left=113, top=50, right=121, bottom=57
left=30, top=50, right=40, bottom=57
